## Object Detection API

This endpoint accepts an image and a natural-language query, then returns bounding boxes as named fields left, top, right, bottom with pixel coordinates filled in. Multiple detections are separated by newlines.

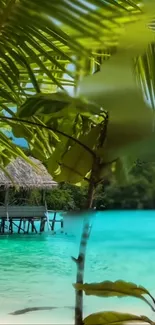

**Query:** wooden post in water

left=60, top=219, right=64, bottom=233
left=1, top=218, right=5, bottom=233
left=51, top=211, right=57, bottom=232
left=23, top=219, right=26, bottom=233
left=10, top=218, right=13, bottom=234
left=45, top=200, right=51, bottom=231
left=31, top=218, right=37, bottom=233
left=18, top=218, right=22, bottom=233
left=40, top=218, right=43, bottom=232
left=33, top=222, right=37, bottom=233
left=31, top=218, right=34, bottom=233
left=12, top=220, right=25, bottom=233
left=4, top=189, right=9, bottom=233
left=0, top=219, right=2, bottom=234
left=40, top=217, right=46, bottom=232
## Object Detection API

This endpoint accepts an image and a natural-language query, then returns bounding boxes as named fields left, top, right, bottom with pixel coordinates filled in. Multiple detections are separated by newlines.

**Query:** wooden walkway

left=0, top=206, right=63, bottom=234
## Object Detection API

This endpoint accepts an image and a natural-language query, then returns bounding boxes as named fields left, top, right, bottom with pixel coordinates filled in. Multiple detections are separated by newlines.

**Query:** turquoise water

left=0, top=210, right=155, bottom=324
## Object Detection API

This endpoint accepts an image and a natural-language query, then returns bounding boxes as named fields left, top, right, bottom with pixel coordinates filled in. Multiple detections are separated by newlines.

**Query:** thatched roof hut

left=0, top=156, right=57, bottom=190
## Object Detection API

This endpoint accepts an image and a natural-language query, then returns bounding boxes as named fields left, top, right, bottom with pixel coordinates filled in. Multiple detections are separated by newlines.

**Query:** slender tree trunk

left=74, top=177, right=96, bottom=325
left=74, top=110, right=109, bottom=325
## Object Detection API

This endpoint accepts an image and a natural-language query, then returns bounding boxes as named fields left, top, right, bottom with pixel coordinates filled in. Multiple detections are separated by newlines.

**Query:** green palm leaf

left=0, top=0, right=144, bottom=110
left=0, top=0, right=154, bottom=178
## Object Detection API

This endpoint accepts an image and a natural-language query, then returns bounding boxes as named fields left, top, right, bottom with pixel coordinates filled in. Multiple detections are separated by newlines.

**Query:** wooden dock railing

left=0, top=205, right=46, bottom=219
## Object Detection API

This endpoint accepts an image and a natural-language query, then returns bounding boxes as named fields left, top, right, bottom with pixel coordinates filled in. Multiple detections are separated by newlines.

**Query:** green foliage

left=83, top=312, right=153, bottom=325
left=0, top=182, right=87, bottom=211
left=0, top=0, right=143, bottom=175
left=45, top=188, right=75, bottom=211
left=48, top=123, right=103, bottom=184
left=90, top=160, right=155, bottom=210
left=12, top=102, right=113, bottom=185
left=18, top=93, right=101, bottom=118
left=9, top=95, right=108, bottom=182
left=74, top=279, right=155, bottom=325
left=2, top=160, right=155, bottom=211
left=73, top=280, right=155, bottom=310
left=79, top=48, right=155, bottom=168
left=74, top=280, right=150, bottom=298
left=0, top=0, right=143, bottom=110
left=9, top=16, right=155, bottom=188
left=59, top=183, right=87, bottom=210
left=44, top=161, right=155, bottom=211
left=0, top=0, right=154, bottom=186
left=0, top=3, right=155, bottom=325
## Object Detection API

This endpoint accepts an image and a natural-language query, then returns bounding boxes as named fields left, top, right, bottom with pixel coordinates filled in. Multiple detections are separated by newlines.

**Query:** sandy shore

left=0, top=303, right=155, bottom=325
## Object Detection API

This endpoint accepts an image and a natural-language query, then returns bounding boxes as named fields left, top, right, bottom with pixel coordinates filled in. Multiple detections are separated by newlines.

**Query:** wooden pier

left=0, top=156, right=62, bottom=235
left=0, top=206, right=64, bottom=235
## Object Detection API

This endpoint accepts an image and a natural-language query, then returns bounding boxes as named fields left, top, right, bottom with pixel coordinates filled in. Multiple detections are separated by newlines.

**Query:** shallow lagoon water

left=0, top=210, right=155, bottom=324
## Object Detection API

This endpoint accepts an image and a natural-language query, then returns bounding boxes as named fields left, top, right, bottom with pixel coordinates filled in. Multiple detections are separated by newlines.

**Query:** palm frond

left=0, top=0, right=154, bottom=179
left=0, top=0, right=144, bottom=110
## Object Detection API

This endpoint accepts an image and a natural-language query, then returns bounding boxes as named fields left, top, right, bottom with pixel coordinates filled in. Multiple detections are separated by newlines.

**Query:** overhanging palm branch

left=0, top=0, right=144, bottom=108
left=0, top=0, right=154, bottom=178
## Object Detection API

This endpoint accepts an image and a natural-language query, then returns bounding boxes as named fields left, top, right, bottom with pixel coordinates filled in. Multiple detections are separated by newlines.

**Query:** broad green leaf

left=18, top=93, right=102, bottom=118
left=73, top=280, right=150, bottom=298
left=113, top=157, right=136, bottom=184
left=47, top=117, right=79, bottom=176
left=18, top=93, right=73, bottom=117
left=51, top=125, right=102, bottom=184
left=79, top=47, right=155, bottom=165
left=79, top=2, right=155, bottom=161
left=0, top=0, right=152, bottom=176
left=12, top=124, right=32, bottom=139
left=84, top=312, right=153, bottom=325
left=118, top=4, right=155, bottom=56
left=0, top=0, right=147, bottom=113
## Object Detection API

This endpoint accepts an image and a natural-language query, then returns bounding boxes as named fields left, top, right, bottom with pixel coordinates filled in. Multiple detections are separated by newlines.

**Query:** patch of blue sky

left=3, top=106, right=28, bottom=148
left=12, top=137, right=27, bottom=147
left=49, top=0, right=97, bottom=26
left=62, top=62, right=74, bottom=95
left=6, top=130, right=28, bottom=147
left=65, top=0, right=96, bottom=14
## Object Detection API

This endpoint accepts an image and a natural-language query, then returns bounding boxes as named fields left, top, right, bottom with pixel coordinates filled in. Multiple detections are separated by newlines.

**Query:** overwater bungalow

left=0, top=156, right=60, bottom=234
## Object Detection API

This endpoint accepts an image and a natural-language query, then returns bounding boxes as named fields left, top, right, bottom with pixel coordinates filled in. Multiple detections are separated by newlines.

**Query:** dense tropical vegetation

left=0, top=1, right=155, bottom=325
left=0, top=0, right=154, bottom=181
left=3, top=160, right=155, bottom=210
